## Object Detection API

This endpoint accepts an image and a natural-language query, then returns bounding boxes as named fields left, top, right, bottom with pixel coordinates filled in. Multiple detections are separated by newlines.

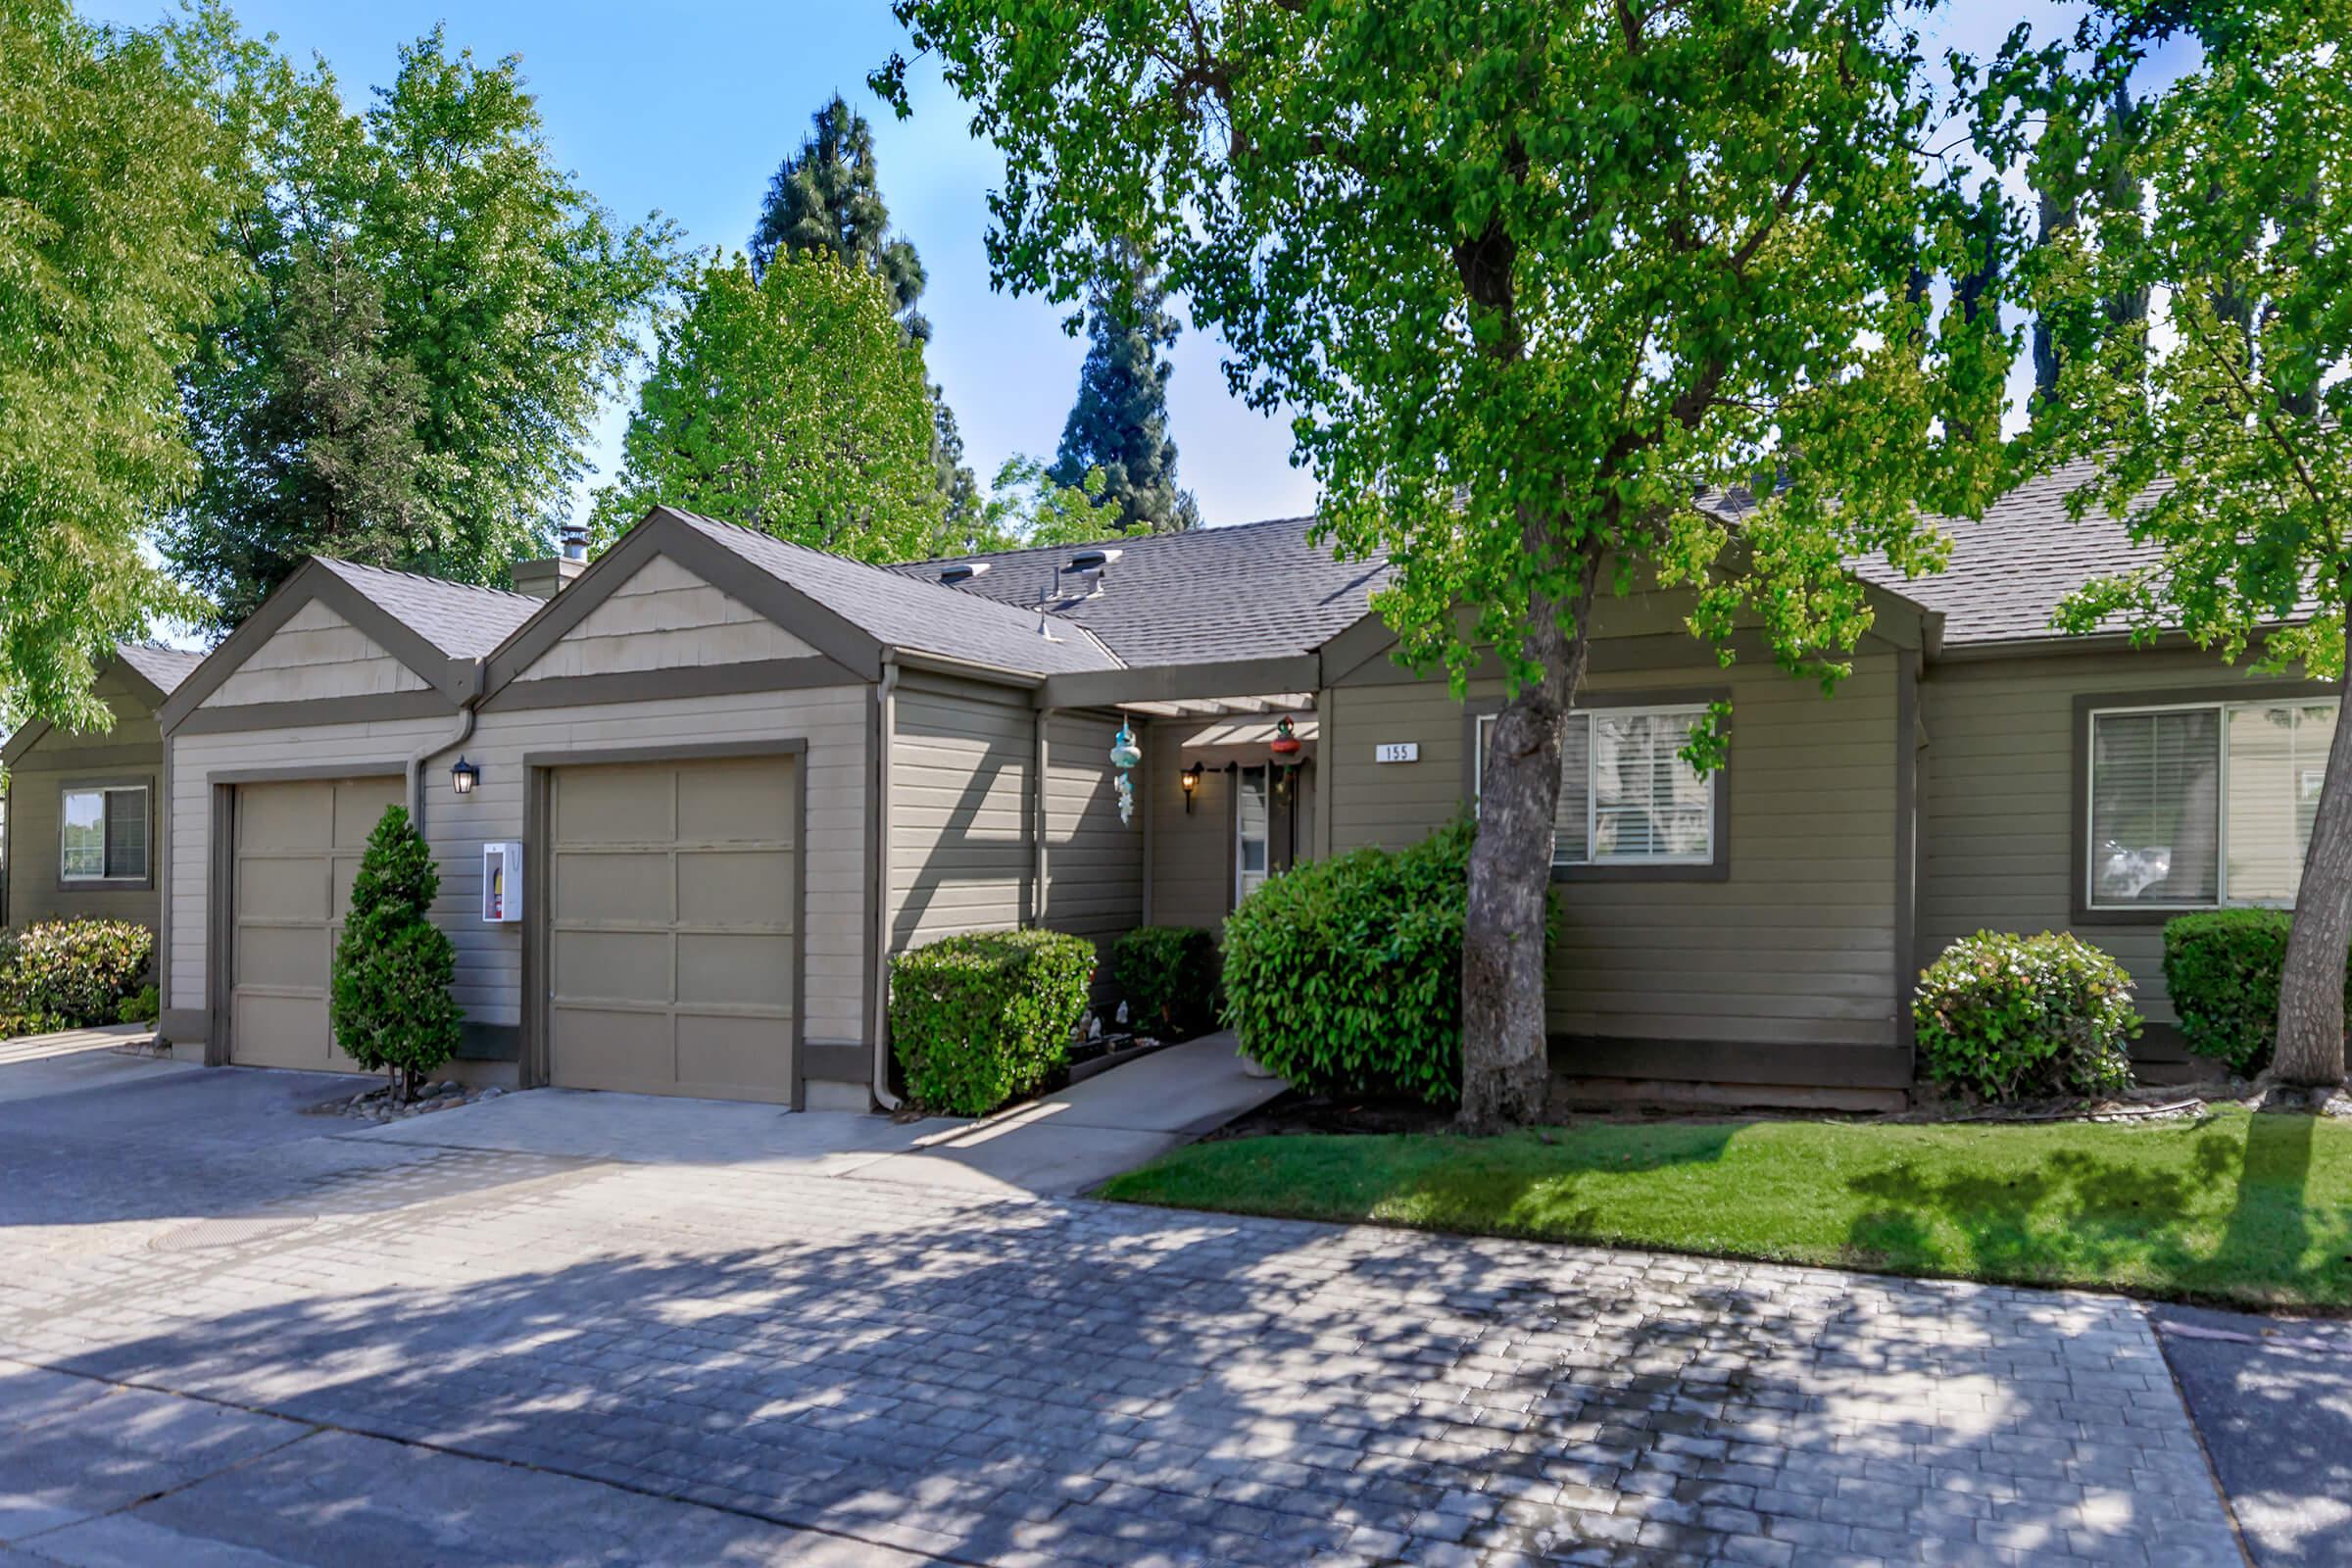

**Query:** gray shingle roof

left=663, top=510, right=1121, bottom=676
left=316, top=558, right=545, bottom=661
left=887, top=514, right=1391, bottom=666
left=112, top=644, right=207, bottom=697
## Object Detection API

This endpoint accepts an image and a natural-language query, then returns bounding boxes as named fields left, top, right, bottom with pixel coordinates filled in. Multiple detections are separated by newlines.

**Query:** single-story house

left=3, top=645, right=207, bottom=938
left=142, top=462, right=2325, bottom=1108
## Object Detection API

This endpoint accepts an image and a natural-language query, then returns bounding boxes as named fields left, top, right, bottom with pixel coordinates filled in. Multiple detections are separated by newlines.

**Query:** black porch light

left=450, top=756, right=481, bottom=797
left=1180, top=760, right=1203, bottom=812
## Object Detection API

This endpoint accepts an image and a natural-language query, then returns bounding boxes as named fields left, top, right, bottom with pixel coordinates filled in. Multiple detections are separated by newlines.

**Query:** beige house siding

left=1144, top=722, right=1233, bottom=933
left=1916, top=645, right=2301, bottom=1039
left=889, top=671, right=1032, bottom=953
left=5, top=666, right=165, bottom=932
left=512, top=554, right=818, bottom=680
left=1042, top=710, right=1144, bottom=941
left=200, top=601, right=428, bottom=708
left=1327, top=650, right=1904, bottom=1051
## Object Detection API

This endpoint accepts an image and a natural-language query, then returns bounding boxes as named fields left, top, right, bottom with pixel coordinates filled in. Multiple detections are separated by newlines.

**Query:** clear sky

left=86, top=1, right=2196, bottom=537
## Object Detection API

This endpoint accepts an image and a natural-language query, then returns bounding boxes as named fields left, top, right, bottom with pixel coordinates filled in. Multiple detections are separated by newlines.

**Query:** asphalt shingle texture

left=110, top=644, right=208, bottom=696
left=315, top=558, right=546, bottom=662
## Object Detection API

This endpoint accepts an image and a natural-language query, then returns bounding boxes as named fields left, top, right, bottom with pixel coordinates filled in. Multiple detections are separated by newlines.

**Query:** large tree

left=590, top=253, right=944, bottom=562
left=753, top=93, right=978, bottom=532
left=0, top=0, right=220, bottom=729
left=2045, top=3, right=2351, bottom=1085
left=879, top=0, right=2016, bottom=1127
left=164, top=14, right=681, bottom=620
left=1051, top=248, right=1201, bottom=533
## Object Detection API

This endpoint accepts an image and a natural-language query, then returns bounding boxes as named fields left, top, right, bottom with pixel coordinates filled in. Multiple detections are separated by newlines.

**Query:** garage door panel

left=553, top=929, right=673, bottom=1004
left=676, top=850, right=793, bottom=926
left=333, top=778, right=404, bottom=846
left=239, top=783, right=330, bottom=852
left=237, top=858, right=326, bottom=922
left=548, top=1005, right=672, bottom=1093
left=237, top=924, right=324, bottom=990
left=329, top=857, right=363, bottom=919
left=555, top=851, right=674, bottom=923
left=229, top=775, right=398, bottom=1075
left=676, top=1014, right=792, bottom=1097
left=231, top=992, right=357, bottom=1072
left=677, top=760, right=795, bottom=844
left=677, top=932, right=793, bottom=1008
left=556, top=766, right=672, bottom=844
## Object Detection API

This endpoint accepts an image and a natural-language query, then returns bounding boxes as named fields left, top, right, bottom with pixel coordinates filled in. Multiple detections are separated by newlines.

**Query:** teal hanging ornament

left=1110, top=720, right=1142, bottom=824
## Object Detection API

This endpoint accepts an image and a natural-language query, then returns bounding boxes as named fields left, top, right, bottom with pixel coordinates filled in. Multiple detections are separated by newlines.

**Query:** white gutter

left=406, top=663, right=484, bottom=833
left=870, top=652, right=903, bottom=1111
left=1033, top=706, right=1055, bottom=924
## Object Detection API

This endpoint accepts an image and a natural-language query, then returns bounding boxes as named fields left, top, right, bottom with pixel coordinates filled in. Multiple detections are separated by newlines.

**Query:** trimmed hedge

left=2162, top=908, right=2352, bottom=1077
left=1221, top=817, right=1539, bottom=1107
left=1111, top=925, right=1219, bottom=1040
left=330, top=806, right=462, bottom=1097
left=0, top=918, right=155, bottom=1034
left=1913, top=931, right=2139, bottom=1102
left=891, top=928, right=1096, bottom=1115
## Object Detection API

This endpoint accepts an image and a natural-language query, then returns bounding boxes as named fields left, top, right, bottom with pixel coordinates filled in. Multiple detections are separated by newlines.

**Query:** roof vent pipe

left=1060, top=546, right=1122, bottom=599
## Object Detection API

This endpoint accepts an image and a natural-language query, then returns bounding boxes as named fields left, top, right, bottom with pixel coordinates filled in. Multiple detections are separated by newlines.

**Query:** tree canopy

left=878, top=0, right=2018, bottom=1125
left=0, top=0, right=221, bottom=730
left=591, top=253, right=944, bottom=562
left=1051, top=248, right=1201, bottom=533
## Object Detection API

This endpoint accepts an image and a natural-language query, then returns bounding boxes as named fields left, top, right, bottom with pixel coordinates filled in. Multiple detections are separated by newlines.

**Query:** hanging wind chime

left=1110, top=719, right=1142, bottom=825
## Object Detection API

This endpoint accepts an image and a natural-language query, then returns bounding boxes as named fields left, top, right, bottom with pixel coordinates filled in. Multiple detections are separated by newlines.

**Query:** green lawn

left=1099, top=1108, right=2352, bottom=1309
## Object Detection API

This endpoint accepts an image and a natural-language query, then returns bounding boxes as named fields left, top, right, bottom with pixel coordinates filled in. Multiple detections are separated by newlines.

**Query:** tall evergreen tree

left=751, top=94, right=977, bottom=530
left=1050, top=252, right=1200, bottom=533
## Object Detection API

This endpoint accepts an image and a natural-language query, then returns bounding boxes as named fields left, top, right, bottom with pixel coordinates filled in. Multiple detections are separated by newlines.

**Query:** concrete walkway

left=361, top=1032, right=1283, bottom=1197
left=0, top=1024, right=156, bottom=1069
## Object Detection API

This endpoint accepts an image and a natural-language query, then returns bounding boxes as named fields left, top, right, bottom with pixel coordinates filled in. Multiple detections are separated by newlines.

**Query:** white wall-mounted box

left=482, top=841, right=523, bottom=923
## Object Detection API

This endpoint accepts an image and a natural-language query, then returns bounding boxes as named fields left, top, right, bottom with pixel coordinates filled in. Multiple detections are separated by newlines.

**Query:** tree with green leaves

left=329, top=805, right=461, bottom=1102
left=878, top=0, right=2016, bottom=1128
left=2044, top=4, right=2350, bottom=1086
left=0, top=0, right=221, bottom=730
left=751, top=93, right=978, bottom=532
left=1051, top=248, right=1201, bottom=533
left=591, top=253, right=944, bottom=562
left=164, top=14, right=682, bottom=618
left=948, top=456, right=1127, bottom=557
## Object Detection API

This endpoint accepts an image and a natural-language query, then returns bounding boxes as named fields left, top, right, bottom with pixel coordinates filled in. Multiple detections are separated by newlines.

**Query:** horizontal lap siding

left=514, top=556, right=817, bottom=679
left=1145, top=719, right=1231, bottom=933
left=461, top=688, right=869, bottom=1043
left=1044, top=710, right=1143, bottom=942
left=890, top=675, right=1030, bottom=953
left=203, top=602, right=426, bottom=707
left=1328, top=655, right=1902, bottom=1049
left=1919, top=647, right=2257, bottom=1032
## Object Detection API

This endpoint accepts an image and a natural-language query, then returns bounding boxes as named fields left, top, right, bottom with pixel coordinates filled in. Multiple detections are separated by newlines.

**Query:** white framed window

left=1236, top=763, right=1271, bottom=904
left=2086, top=698, right=2338, bottom=910
left=1477, top=705, right=1716, bottom=867
left=61, top=784, right=149, bottom=883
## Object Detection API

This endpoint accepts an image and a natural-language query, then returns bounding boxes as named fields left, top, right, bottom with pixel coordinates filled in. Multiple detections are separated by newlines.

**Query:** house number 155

left=1374, top=743, right=1419, bottom=763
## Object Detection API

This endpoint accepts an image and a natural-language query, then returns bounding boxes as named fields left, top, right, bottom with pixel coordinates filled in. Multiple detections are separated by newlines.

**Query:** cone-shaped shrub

left=330, top=805, right=461, bottom=1099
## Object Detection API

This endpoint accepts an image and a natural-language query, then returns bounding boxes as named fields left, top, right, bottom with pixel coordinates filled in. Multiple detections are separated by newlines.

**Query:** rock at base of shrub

left=1913, top=930, right=2140, bottom=1102
left=890, top=929, right=1096, bottom=1115
left=1110, top=925, right=1219, bottom=1041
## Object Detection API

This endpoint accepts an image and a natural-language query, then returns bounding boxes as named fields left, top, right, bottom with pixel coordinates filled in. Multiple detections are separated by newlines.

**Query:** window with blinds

left=60, top=785, right=147, bottom=882
left=2087, top=700, right=2337, bottom=909
left=1478, top=706, right=1715, bottom=866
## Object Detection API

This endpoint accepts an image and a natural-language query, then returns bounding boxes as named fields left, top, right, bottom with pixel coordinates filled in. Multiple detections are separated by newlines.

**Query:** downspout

left=406, top=663, right=485, bottom=835
left=1033, top=706, right=1055, bottom=925
left=871, top=652, right=903, bottom=1110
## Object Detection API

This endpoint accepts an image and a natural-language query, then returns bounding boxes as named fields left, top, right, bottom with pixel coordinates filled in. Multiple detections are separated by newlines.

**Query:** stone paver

left=0, top=1066, right=2245, bottom=1567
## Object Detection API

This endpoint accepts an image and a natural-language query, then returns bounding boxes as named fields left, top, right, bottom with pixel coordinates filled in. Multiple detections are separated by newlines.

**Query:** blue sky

left=88, top=1, right=2195, bottom=536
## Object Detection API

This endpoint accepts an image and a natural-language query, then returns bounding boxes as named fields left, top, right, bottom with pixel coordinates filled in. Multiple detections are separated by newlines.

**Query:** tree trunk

left=1457, top=546, right=1599, bottom=1133
left=2273, top=664, right=2352, bottom=1087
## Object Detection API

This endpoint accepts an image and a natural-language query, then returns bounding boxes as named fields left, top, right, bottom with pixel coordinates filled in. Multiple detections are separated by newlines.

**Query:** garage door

left=230, top=775, right=404, bottom=1072
left=548, top=755, right=798, bottom=1101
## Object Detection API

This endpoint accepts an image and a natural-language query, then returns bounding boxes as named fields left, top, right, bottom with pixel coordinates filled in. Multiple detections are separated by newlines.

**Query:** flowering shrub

left=1913, top=931, right=2138, bottom=1102
left=0, top=918, right=154, bottom=1032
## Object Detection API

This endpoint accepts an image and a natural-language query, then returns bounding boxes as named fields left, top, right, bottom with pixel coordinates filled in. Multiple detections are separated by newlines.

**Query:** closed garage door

left=548, top=755, right=798, bottom=1101
left=230, top=775, right=404, bottom=1072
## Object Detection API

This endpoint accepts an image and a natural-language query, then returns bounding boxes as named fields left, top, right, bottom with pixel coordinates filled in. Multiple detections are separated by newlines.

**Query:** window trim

left=57, top=776, right=154, bottom=889
left=2072, top=681, right=2339, bottom=925
left=1467, top=688, right=1731, bottom=884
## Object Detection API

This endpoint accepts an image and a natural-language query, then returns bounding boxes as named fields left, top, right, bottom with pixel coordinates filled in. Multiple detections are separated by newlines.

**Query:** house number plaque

left=1374, top=743, right=1419, bottom=763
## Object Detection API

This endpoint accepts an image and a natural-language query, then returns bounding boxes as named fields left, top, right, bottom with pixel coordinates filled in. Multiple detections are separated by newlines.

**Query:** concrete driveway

left=0, top=1051, right=2255, bottom=1566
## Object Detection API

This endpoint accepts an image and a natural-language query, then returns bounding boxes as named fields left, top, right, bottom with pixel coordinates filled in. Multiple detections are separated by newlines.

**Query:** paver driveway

left=0, top=1056, right=2244, bottom=1567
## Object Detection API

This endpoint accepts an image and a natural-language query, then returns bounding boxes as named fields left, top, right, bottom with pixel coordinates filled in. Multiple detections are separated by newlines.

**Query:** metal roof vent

left=938, top=561, right=991, bottom=585
left=1061, top=546, right=1122, bottom=598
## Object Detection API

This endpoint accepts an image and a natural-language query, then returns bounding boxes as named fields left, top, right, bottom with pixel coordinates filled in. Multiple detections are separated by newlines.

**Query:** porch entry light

left=450, top=757, right=480, bottom=797
left=1180, top=760, right=1203, bottom=812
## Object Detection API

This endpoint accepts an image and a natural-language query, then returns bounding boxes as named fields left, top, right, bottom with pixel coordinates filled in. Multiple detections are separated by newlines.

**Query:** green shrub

left=1913, top=931, right=2139, bottom=1102
left=117, top=983, right=160, bottom=1027
left=1111, top=925, right=1219, bottom=1040
left=0, top=917, right=154, bottom=1030
left=891, top=928, right=1096, bottom=1115
left=2161, top=908, right=2352, bottom=1076
left=1221, top=817, right=1542, bottom=1107
left=330, top=806, right=462, bottom=1099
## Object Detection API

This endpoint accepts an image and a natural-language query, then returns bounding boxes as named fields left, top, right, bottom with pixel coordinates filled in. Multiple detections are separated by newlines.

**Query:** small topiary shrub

left=1221, top=816, right=1543, bottom=1107
left=1111, top=925, right=1219, bottom=1040
left=330, top=805, right=462, bottom=1101
left=0, top=917, right=154, bottom=1030
left=1913, top=931, right=2139, bottom=1102
left=891, top=928, right=1096, bottom=1115
left=2161, top=908, right=2352, bottom=1077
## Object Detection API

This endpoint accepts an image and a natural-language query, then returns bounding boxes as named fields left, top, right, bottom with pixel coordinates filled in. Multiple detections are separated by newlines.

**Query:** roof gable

left=507, top=552, right=825, bottom=684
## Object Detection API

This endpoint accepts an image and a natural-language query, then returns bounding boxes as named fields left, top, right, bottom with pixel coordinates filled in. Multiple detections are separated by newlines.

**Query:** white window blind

left=1479, top=706, right=1714, bottom=867
left=61, top=785, right=147, bottom=882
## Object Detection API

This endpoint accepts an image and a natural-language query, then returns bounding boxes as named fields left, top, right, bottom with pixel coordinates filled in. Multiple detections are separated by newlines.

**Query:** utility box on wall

left=482, top=841, right=523, bottom=923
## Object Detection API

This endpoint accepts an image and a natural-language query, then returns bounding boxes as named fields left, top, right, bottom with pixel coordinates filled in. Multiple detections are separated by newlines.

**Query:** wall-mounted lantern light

left=1180, top=760, right=1203, bottom=813
left=450, top=757, right=480, bottom=797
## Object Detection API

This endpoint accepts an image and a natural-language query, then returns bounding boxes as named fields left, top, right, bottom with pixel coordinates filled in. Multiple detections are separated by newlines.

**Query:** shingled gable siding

left=198, top=600, right=428, bottom=707
left=510, top=553, right=821, bottom=680
left=7, top=665, right=164, bottom=931
left=890, top=669, right=1034, bottom=952
left=1326, top=645, right=1904, bottom=1054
